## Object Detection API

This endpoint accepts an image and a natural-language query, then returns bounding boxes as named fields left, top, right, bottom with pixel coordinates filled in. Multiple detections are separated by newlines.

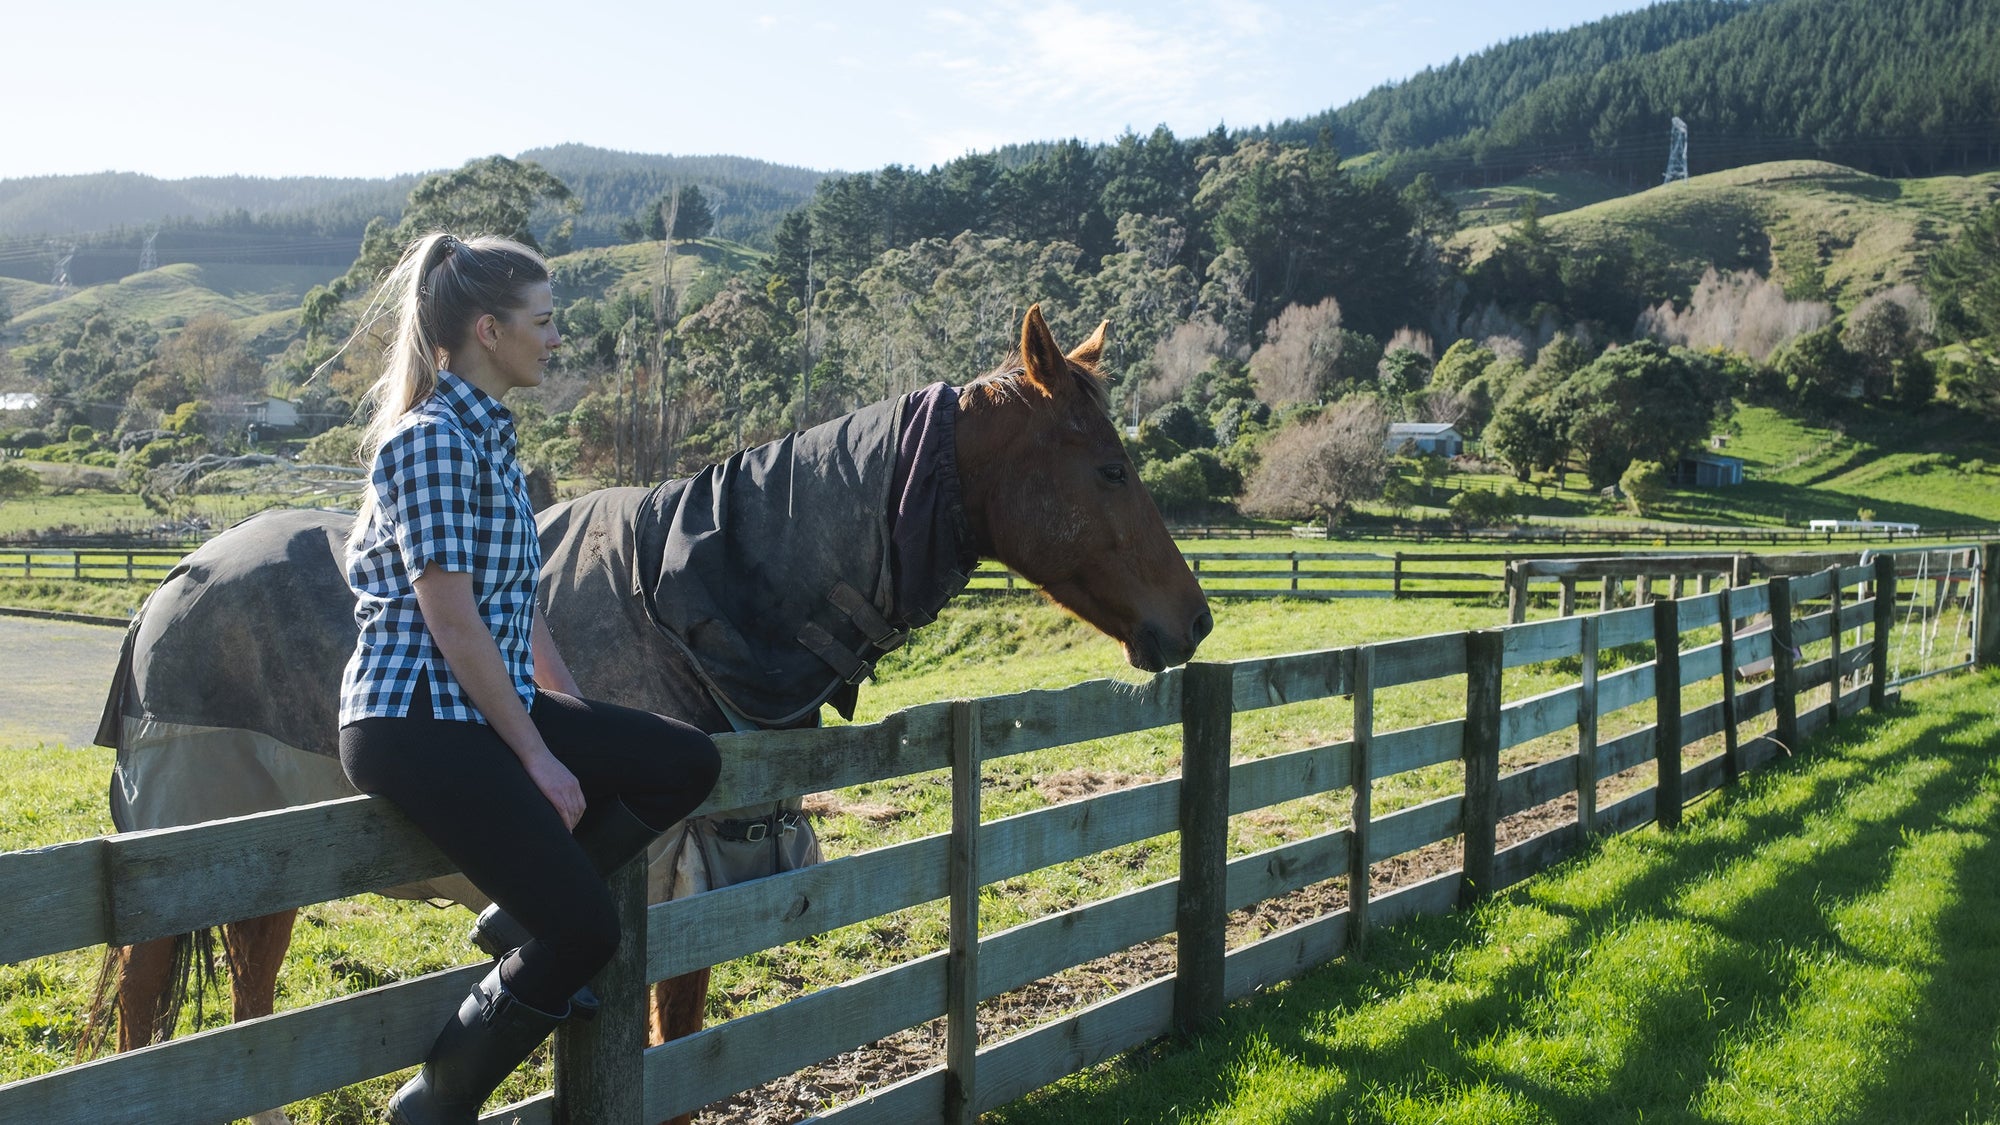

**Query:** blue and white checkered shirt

left=340, top=371, right=541, bottom=726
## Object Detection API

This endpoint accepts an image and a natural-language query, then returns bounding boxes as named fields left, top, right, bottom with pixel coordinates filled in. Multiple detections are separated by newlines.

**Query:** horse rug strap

left=633, top=385, right=970, bottom=727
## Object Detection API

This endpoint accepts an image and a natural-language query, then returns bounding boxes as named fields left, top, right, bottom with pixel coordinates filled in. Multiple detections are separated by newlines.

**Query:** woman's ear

left=474, top=312, right=501, bottom=352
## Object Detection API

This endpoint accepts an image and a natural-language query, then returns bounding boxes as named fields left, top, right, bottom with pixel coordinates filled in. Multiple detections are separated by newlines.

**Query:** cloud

left=915, top=0, right=1284, bottom=138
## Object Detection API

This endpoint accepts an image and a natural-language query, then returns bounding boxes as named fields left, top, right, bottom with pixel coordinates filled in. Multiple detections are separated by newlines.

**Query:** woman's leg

left=527, top=689, right=720, bottom=834
left=340, top=716, right=617, bottom=1011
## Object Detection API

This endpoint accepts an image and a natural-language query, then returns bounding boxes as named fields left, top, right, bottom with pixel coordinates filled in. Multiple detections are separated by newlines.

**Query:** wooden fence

left=1503, top=545, right=1984, bottom=626
left=2, top=553, right=1960, bottom=1124
left=3, top=543, right=1983, bottom=613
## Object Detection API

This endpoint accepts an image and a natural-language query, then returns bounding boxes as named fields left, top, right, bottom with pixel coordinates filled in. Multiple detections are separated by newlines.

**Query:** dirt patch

left=698, top=791, right=1586, bottom=1123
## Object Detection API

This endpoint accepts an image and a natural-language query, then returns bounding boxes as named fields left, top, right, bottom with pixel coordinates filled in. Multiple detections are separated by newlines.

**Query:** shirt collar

left=432, top=369, right=514, bottom=443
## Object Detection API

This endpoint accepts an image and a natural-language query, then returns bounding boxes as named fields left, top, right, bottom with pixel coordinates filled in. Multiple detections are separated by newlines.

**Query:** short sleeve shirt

left=339, top=371, right=541, bottom=725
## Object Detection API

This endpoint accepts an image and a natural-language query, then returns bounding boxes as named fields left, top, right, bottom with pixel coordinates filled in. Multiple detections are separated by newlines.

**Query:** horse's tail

left=77, top=928, right=220, bottom=1059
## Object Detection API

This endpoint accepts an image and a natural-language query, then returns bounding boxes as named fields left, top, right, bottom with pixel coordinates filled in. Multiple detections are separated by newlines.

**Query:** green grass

left=989, top=670, right=2000, bottom=1125
left=1454, top=159, right=2000, bottom=313
left=8, top=263, right=328, bottom=333
left=0, top=525, right=1974, bottom=1119
left=1450, top=169, right=1631, bottom=228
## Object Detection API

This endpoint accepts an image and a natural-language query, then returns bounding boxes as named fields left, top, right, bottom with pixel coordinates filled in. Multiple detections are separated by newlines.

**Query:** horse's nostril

left=1191, top=610, right=1215, bottom=646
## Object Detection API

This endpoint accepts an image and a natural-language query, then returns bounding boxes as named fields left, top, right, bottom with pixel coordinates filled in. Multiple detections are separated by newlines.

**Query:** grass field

left=988, top=669, right=2000, bottom=1125
left=5, top=556, right=1955, bottom=1122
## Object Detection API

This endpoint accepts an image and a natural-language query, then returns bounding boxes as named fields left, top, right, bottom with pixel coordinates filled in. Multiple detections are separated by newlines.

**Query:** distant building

left=1386, top=422, right=1463, bottom=458
left=1673, top=453, right=1744, bottom=487
left=0, top=392, right=41, bottom=412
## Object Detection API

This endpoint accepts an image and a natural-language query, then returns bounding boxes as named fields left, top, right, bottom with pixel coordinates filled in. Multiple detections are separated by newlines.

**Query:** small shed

left=1386, top=422, right=1463, bottom=458
left=1673, top=453, right=1744, bottom=487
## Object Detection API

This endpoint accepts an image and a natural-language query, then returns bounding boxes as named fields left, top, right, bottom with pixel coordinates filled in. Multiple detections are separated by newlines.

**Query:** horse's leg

left=113, top=938, right=178, bottom=1051
left=649, top=968, right=712, bottom=1125
left=222, top=910, right=300, bottom=1125
left=220, top=909, right=296, bottom=1022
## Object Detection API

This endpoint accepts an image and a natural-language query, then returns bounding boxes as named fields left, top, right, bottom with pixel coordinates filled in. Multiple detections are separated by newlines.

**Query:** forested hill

left=1262, top=0, right=2000, bottom=185
left=0, top=148, right=827, bottom=287
left=516, top=145, right=826, bottom=247
left=0, top=172, right=414, bottom=242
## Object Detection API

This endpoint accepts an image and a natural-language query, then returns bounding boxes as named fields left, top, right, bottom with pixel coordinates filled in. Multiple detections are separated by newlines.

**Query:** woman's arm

left=413, top=566, right=585, bottom=829
left=530, top=608, right=582, bottom=697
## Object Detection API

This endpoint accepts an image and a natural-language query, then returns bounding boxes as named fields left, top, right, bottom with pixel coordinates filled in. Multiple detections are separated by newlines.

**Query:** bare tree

left=1249, top=297, right=1345, bottom=407
left=1242, top=397, right=1392, bottom=532
left=1141, top=318, right=1240, bottom=416
left=1637, top=267, right=1831, bottom=361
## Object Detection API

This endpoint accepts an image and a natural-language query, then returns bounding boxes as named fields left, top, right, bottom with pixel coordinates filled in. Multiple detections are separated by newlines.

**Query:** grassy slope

left=1449, top=169, right=1633, bottom=229
left=1454, top=159, right=2000, bottom=312
left=8, top=263, right=329, bottom=332
left=990, top=670, right=2000, bottom=1125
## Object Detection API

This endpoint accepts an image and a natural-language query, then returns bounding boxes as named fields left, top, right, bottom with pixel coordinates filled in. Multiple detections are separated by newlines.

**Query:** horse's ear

left=1019, top=303, right=1071, bottom=401
left=1066, top=320, right=1109, bottom=368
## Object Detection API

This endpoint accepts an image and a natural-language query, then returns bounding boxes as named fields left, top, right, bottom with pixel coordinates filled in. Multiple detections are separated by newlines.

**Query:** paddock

left=0, top=547, right=1994, bottom=1122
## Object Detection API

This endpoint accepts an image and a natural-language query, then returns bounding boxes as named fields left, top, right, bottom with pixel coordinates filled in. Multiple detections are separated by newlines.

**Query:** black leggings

left=340, top=688, right=719, bottom=1012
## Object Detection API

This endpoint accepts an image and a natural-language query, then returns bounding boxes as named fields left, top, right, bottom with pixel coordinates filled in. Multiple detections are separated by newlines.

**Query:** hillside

left=1451, top=160, right=2000, bottom=311
left=1265, top=0, right=2000, bottom=188
left=0, top=147, right=826, bottom=297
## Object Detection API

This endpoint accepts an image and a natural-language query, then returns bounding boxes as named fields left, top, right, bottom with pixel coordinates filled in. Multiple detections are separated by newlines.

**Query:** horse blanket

left=98, top=383, right=976, bottom=901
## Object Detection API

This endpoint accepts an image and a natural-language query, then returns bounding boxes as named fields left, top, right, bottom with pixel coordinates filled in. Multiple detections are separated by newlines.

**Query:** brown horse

left=92, top=306, right=1211, bottom=1122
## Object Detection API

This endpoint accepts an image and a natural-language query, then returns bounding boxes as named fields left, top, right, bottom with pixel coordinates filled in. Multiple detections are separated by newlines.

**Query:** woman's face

left=481, top=281, right=561, bottom=395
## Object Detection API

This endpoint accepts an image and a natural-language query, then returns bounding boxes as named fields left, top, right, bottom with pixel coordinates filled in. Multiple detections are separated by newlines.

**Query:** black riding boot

left=387, top=963, right=570, bottom=1125
left=469, top=798, right=664, bottom=958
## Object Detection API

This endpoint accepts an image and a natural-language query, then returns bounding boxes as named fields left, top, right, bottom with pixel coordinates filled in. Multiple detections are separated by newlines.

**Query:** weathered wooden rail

left=0, top=555, right=1978, bottom=1123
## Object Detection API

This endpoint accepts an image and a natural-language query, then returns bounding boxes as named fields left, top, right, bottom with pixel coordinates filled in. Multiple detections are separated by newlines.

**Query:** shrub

left=1448, top=486, right=1517, bottom=528
left=1139, top=453, right=1211, bottom=517
left=1620, top=460, right=1668, bottom=516
left=0, top=461, right=39, bottom=499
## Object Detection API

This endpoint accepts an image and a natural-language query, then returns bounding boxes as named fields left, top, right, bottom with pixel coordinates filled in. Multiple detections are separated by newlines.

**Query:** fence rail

left=5, top=547, right=1980, bottom=1124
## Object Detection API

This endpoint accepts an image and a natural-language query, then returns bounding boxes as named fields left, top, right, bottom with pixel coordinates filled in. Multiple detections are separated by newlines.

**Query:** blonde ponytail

left=342, top=232, right=550, bottom=546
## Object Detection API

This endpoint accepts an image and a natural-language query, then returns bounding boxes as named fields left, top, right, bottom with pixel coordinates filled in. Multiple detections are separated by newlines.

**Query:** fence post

left=1559, top=577, right=1577, bottom=618
left=1461, top=631, right=1503, bottom=908
left=1826, top=567, right=1844, bottom=725
left=1392, top=553, right=1403, bottom=600
left=1290, top=552, right=1300, bottom=593
left=1506, top=565, right=1527, bottom=624
left=1978, top=544, right=2000, bottom=669
left=1348, top=646, right=1374, bottom=957
left=945, top=699, right=982, bottom=1124
left=1770, top=575, right=1799, bottom=750
left=1718, top=585, right=1741, bottom=787
left=1871, top=554, right=1896, bottom=708
left=1176, top=662, right=1233, bottom=1035
left=553, top=855, right=647, bottom=1123
left=1576, top=615, right=1599, bottom=838
left=1652, top=599, right=1684, bottom=831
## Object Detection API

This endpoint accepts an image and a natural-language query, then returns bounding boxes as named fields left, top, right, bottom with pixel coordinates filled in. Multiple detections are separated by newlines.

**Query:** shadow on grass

left=987, top=689, right=2000, bottom=1125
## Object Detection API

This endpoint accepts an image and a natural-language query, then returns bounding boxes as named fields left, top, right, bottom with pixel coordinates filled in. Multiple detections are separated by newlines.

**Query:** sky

left=7, top=0, right=1658, bottom=182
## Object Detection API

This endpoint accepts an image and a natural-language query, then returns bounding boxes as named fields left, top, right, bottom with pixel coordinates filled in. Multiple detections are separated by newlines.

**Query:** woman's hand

left=523, top=749, right=586, bottom=831
left=413, top=566, right=585, bottom=831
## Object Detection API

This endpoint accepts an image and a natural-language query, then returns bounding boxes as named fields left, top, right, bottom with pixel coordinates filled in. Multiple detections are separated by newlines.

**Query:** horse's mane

left=967, top=356, right=1111, bottom=416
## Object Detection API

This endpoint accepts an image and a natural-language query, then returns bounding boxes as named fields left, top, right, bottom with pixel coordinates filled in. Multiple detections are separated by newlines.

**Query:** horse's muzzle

left=1128, top=607, right=1215, bottom=672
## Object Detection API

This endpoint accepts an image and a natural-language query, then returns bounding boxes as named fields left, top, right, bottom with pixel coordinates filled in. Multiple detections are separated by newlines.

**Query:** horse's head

left=957, top=305, right=1213, bottom=672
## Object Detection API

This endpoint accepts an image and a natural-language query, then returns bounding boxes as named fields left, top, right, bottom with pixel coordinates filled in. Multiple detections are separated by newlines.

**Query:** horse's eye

left=1099, top=463, right=1128, bottom=485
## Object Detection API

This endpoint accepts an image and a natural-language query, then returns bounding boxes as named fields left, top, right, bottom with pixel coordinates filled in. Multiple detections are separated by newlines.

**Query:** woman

left=337, top=232, right=720, bottom=1124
